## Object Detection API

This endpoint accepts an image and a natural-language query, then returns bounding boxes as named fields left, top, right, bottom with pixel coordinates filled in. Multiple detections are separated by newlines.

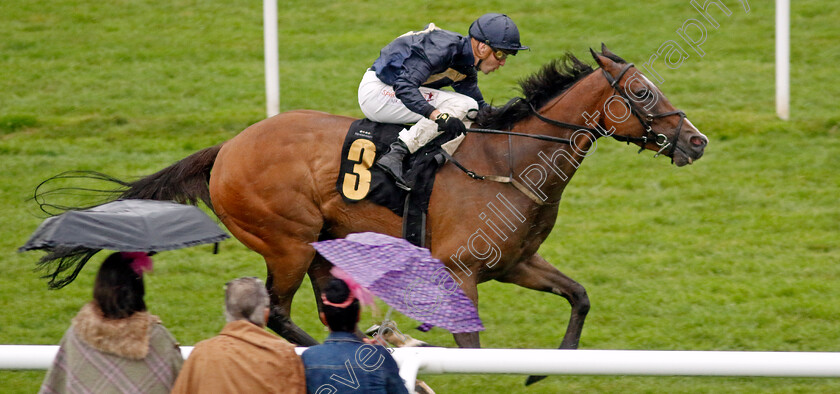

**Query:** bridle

left=451, top=62, right=689, bottom=204
left=521, top=62, right=687, bottom=161
left=468, top=62, right=687, bottom=162
left=599, top=63, right=687, bottom=160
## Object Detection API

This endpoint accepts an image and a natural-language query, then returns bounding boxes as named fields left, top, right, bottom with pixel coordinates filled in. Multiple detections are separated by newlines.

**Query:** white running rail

left=5, top=346, right=840, bottom=393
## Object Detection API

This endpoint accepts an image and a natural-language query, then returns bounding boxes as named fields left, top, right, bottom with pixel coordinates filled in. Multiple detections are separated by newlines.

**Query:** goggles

left=491, top=48, right=514, bottom=61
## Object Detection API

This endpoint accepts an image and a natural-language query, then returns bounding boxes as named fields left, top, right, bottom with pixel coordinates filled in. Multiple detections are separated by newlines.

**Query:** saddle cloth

left=336, top=119, right=459, bottom=246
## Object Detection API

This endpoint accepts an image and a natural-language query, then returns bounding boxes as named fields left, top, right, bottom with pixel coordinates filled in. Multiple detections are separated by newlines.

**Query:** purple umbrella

left=311, top=232, right=483, bottom=334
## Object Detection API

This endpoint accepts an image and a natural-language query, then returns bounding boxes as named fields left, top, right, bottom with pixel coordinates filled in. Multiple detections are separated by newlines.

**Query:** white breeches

left=358, top=70, right=476, bottom=153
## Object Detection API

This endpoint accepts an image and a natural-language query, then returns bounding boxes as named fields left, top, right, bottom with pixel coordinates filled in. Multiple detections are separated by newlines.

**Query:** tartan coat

left=39, top=302, right=183, bottom=394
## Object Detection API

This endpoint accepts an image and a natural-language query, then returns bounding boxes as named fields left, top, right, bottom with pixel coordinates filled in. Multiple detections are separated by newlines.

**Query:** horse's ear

left=590, top=47, right=607, bottom=69
left=601, top=43, right=618, bottom=59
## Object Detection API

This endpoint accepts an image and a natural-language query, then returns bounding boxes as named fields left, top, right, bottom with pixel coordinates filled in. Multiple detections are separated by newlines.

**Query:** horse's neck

left=507, top=74, right=607, bottom=204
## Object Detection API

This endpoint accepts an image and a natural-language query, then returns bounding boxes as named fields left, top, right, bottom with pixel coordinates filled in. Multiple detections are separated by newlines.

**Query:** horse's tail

left=117, top=143, right=222, bottom=208
left=31, top=143, right=223, bottom=289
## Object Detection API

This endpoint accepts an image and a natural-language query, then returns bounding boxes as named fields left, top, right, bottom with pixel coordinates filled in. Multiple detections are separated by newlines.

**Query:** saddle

left=336, top=119, right=461, bottom=246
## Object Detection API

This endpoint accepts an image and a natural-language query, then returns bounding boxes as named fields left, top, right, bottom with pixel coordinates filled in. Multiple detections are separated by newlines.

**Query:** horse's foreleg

left=452, top=332, right=480, bottom=348
left=499, top=253, right=589, bottom=348
left=452, top=278, right=481, bottom=348
left=497, top=253, right=590, bottom=385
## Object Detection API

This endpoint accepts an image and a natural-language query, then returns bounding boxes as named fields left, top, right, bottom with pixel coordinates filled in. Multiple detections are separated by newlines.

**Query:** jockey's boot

left=376, top=140, right=411, bottom=191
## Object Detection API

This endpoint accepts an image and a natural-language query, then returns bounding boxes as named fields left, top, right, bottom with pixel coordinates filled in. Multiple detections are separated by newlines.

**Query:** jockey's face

left=479, top=50, right=506, bottom=74
left=473, top=41, right=507, bottom=75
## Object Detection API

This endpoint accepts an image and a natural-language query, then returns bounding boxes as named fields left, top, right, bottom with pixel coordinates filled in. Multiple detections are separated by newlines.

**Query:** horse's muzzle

left=672, top=132, right=708, bottom=167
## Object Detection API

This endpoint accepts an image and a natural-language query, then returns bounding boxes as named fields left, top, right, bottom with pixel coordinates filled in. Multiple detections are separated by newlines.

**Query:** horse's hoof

left=414, top=379, right=436, bottom=394
left=525, top=375, right=547, bottom=386
left=364, top=324, right=382, bottom=336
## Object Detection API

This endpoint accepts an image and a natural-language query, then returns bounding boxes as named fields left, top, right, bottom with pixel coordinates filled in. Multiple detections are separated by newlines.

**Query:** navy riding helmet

left=468, top=13, right=529, bottom=53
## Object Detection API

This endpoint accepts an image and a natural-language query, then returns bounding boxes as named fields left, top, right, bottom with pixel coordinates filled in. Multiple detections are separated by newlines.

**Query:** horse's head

left=590, top=44, right=708, bottom=166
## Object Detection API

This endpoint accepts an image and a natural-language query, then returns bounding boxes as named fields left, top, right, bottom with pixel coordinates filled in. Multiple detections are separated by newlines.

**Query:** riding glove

left=435, top=113, right=467, bottom=137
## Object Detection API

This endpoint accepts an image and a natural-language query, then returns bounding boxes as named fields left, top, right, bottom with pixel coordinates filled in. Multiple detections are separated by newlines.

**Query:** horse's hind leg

left=306, top=251, right=332, bottom=327
left=263, top=242, right=320, bottom=346
left=497, top=252, right=590, bottom=385
left=307, top=251, right=368, bottom=339
left=221, top=216, right=321, bottom=346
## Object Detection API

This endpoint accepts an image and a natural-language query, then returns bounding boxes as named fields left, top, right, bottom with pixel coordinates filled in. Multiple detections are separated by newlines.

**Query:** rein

left=447, top=62, right=687, bottom=204
left=464, top=126, right=573, bottom=145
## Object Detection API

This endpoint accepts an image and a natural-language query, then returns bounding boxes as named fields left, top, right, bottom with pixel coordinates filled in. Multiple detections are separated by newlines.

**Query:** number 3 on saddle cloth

left=336, top=118, right=461, bottom=247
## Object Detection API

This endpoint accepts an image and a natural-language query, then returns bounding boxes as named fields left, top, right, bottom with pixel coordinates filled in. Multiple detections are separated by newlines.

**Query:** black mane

left=476, top=53, right=619, bottom=130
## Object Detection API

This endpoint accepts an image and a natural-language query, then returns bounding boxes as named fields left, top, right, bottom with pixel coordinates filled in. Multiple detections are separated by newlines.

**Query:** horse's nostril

left=690, top=136, right=706, bottom=148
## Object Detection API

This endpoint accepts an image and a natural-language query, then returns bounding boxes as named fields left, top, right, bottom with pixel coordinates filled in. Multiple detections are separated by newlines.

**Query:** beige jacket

left=171, top=320, right=306, bottom=393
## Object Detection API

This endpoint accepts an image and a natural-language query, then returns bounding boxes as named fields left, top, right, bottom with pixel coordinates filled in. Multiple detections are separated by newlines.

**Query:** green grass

left=2, top=0, right=839, bottom=392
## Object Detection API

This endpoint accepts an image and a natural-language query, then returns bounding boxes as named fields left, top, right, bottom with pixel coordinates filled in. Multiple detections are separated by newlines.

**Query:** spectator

left=40, top=252, right=183, bottom=394
left=302, top=278, right=408, bottom=393
left=171, top=277, right=305, bottom=393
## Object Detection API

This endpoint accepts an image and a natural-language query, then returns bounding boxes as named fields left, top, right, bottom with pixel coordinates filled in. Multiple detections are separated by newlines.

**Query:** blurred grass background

left=1, top=0, right=839, bottom=392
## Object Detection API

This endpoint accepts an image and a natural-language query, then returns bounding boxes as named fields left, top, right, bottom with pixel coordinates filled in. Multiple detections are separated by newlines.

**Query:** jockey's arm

left=392, top=44, right=464, bottom=121
left=392, top=59, right=438, bottom=120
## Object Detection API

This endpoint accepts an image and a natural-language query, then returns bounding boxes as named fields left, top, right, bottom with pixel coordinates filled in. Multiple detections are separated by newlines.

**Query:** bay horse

left=87, top=46, right=707, bottom=357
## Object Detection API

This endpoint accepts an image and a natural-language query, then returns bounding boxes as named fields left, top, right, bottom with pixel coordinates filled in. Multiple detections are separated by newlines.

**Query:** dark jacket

left=371, top=24, right=487, bottom=118
left=301, top=332, right=408, bottom=394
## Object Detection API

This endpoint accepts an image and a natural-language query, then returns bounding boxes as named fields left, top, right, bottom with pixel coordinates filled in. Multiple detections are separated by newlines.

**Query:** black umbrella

left=20, top=199, right=229, bottom=288
left=20, top=199, right=228, bottom=252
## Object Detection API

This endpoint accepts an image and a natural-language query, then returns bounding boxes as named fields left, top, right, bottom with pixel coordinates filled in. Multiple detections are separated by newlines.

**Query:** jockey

left=359, top=13, right=528, bottom=190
